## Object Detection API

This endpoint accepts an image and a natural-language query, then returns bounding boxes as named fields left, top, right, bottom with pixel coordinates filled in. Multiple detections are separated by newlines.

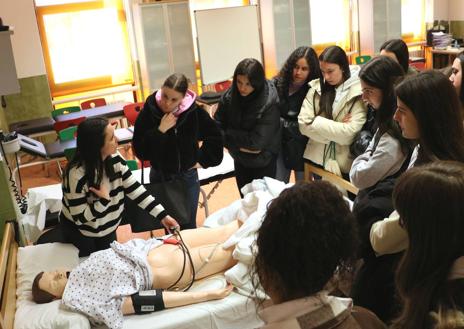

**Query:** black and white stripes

left=61, top=155, right=166, bottom=237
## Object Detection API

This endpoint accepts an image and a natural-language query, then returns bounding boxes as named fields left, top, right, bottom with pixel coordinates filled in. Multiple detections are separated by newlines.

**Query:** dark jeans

left=150, top=168, right=199, bottom=230
left=60, top=216, right=117, bottom=257
left=234, top=158, right=277, bottom=198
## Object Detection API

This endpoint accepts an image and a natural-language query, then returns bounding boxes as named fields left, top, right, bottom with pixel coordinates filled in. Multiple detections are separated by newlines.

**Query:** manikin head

left=32, top=270, right=70, bottom=303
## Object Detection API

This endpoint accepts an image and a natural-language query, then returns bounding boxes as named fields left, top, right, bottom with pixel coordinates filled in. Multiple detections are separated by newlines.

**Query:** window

left=309, top=0, right=351, bottom=51
left=36, top=0, right=133, bottom=97
left=401, top=0, right=425, bottom=42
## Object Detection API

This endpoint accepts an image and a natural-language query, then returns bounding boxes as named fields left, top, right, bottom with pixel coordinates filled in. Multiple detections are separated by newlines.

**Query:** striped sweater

left=61, top=155, right=166, bottom=237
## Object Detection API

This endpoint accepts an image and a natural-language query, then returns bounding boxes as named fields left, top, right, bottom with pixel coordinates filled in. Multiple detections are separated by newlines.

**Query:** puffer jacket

left=298, top=66, right=367, bottom=174
left=132, top=90, right=223, bottom=174
left=214, top=80, right=281, bottom=168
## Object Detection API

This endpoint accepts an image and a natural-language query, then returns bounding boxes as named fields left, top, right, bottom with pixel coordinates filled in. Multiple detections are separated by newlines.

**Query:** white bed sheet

left=116, top=292, right=262, bottom=329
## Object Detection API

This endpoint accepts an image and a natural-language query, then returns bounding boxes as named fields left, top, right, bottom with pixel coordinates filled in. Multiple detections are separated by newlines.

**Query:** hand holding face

left=158, top=113, right=177, bottom=133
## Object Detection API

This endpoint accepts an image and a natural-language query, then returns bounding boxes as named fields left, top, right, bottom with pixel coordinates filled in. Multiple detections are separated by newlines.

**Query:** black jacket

left=273, top=78, right=310, bottom=170
left=132, top=91, right=223, bottom=174
left=214, top=80, right=281, bottom=168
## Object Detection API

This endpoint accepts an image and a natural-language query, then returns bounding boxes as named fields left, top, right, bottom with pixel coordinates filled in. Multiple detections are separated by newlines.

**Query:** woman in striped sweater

left=60, top=117, right=178, bottom=256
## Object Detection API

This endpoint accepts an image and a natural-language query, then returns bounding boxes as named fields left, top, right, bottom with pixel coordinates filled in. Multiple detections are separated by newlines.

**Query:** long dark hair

left=231, top=58, right=265, bottom=96
left=392, top=161, right=464, bottom=328
left=380, top=39, right=410, bottom=73
left=163, top=73, right=188, bottom=96
left=359, top=55, right=409, bottom=154
left=274, top=46, right=321, bottom=100
left=64, top=117, right=109, bottom=188
left=455, top=51, right=464, bottom=104
left=318, top=46, right=351, bottom=119
left=252, top=181, right=357, bottom=304
left=395, top=70, right=464, bottom=164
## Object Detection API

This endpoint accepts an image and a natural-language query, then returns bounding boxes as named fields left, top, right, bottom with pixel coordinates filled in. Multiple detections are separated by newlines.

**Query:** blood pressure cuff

left=131, top=290, right=165, bottom=314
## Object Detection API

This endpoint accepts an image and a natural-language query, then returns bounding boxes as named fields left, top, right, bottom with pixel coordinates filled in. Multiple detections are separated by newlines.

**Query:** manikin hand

left=89, top=185, right=110, bottom=201
left=207, top=284, right=234, bottom=300
left=161, top=215, right=180, bottom=233
left=158, top=113, right=177, bottom=133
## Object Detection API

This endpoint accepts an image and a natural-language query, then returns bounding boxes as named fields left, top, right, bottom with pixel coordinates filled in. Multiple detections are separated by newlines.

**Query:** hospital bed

left=304, top=162, right=359, bottom=195
left=0, top=222, right=263, bottom=329
left=21, top=152, right=235, bottom=244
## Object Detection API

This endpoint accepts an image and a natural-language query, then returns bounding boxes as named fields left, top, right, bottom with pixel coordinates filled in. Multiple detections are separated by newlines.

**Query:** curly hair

left=274, top=46, right=321, bottom=100
left=252, top=181, right=358, bottom=304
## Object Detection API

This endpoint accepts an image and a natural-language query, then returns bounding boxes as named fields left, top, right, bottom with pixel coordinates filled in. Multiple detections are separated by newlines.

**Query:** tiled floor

left=18, top=151, right=242, bottom=243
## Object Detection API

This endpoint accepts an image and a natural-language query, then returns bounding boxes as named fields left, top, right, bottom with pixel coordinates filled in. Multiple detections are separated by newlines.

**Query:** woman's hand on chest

left=158, top=113, right=177, bottom=133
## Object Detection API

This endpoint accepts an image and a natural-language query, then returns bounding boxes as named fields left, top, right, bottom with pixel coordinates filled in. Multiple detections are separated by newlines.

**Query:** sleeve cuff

left=155, top=210, right=168, bottom=221
left=99, top=198, right=110, bottom=206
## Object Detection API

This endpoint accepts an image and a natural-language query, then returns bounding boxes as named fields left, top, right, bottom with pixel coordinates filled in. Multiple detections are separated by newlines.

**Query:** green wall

left=3, top=74, right=53, bottom=126
left=0, top=160, right=17, bottom=240
left=0, top=74, right=52, bottom=240
left=450, top=21, right=464, bottom=42
left=0, top=107, right=8, bottom=132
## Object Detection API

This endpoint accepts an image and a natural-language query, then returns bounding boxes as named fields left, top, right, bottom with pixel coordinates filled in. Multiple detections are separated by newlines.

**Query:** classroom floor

left=18, top=149, right=242, bottom=243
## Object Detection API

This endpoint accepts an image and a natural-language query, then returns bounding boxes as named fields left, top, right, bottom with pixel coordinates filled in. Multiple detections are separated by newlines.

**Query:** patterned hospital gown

left=62, top=238, right=163, bottom=329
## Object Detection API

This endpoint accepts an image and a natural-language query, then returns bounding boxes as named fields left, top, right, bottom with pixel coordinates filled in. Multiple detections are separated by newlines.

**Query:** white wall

left=448, top=0, right=464, bottom=20
left=433, top=0, right=449, bottom=21
left=0, top=0, right=46, bottom=78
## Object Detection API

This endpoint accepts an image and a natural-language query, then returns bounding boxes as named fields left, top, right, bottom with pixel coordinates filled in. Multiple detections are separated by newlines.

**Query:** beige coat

left=298, top=67, right=367, bottom=174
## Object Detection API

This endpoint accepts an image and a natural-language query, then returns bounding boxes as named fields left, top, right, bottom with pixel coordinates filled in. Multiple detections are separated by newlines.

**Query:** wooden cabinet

left=260, top=0, right=311, bottom=77
left=425, top=46, right=464, bottom=69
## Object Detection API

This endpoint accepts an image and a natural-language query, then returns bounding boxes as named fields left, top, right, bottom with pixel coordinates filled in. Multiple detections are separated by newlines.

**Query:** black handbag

left=281, top=118, right=308, bottom=171
left=123, top=167, right=191, bottom=232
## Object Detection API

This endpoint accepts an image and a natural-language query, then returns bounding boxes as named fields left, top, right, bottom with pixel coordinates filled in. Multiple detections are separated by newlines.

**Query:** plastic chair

left=51, top=106, right=81, bottom=119
left=126, top=159, right=138, bottom=171
left=355, top=55, right=372, bottom=65
left=214, top=80, right=232, bottom=92
left=64, top=147, right=76, bottom=161
left=53, top=117, right=85, bottom=135
left=81, top=98, right=107, bottom=110
left=123, top=102, right=144, bottom=126
left=58, top=126, right=77, bottom=142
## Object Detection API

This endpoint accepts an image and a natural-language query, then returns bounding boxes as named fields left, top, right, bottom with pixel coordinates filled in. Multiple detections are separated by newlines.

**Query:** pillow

left=15, top=243, right=90, bottom=329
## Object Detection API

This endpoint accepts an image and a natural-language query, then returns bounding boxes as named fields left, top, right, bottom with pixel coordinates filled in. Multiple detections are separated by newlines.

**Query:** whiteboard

left=195, top=5, right=262, bottom=85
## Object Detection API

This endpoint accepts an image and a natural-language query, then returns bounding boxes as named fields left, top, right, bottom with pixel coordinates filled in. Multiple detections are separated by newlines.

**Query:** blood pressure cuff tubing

left=131, top=289, right=165, bottom=314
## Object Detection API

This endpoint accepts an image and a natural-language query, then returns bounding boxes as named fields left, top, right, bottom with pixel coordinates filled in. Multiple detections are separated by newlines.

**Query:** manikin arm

left=121, top=285, right=233, bottom=315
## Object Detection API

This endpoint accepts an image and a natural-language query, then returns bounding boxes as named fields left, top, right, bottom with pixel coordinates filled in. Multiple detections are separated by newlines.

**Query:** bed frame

left=304, top=162, right=359, bottom=195
left=0, top=222, right=17, bottom=329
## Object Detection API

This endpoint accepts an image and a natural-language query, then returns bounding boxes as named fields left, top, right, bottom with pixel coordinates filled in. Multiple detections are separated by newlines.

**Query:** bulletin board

left=194, top=5, right=262, bottom=85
